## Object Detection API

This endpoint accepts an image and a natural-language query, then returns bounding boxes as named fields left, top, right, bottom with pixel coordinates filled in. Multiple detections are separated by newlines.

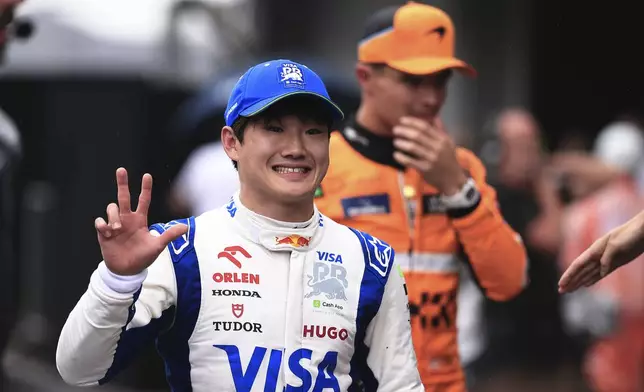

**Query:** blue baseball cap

left=224, top=59, right=345, bottom=127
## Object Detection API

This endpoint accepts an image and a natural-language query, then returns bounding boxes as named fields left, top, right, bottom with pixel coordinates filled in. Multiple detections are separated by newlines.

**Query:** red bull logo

left=275, top=235, right=312, bottom=248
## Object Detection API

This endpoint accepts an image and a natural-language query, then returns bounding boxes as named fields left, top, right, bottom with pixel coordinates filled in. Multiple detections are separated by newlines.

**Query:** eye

left=266, top=125, right=283, bottom=133
left=401, top=74, right=424, bottom=87
left=306, top=128, right=325, bottom=135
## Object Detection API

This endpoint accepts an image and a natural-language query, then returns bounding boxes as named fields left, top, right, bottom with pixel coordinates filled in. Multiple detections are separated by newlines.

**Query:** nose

left=280, top=131, right=306, bottom=159
left=418, top=84, right=441, bottom=109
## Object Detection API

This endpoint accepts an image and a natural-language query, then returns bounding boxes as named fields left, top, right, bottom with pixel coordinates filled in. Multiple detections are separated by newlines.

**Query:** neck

left=238, top=187, right=314, bottom=223
left=355, top=102, right=392, bottom=137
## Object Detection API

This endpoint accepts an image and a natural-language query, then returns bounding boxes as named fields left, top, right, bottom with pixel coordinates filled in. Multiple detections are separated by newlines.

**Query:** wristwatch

left=440, top=178, right=480, bottom=210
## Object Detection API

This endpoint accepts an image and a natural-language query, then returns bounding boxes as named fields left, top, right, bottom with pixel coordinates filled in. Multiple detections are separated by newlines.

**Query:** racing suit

left=314, top=119, right=528, bottom=391
left=56, top=193, right=423, bottom=392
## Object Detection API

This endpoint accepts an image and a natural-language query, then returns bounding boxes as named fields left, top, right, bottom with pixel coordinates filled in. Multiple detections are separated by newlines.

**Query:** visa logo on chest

left=316, top=251, right=343, bottom=263
left=215, top=345, right=340, bottom=391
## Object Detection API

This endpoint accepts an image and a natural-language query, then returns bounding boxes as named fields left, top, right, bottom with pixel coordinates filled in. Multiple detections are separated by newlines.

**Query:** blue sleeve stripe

left=347, top=227, right=393, bottom=391
left=156, top=216, right=201, bottom=392
left=98, top=290, right=175, bottom=385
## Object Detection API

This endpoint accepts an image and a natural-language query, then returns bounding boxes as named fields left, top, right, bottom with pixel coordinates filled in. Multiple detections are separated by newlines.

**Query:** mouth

left=272, top=165, right=312, bottom=174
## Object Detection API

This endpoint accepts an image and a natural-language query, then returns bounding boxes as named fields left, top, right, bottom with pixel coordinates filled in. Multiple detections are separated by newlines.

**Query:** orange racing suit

left=315, top=119, right=528, bottom=391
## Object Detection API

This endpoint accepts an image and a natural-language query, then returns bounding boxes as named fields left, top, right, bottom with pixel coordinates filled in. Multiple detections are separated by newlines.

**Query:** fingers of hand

left=399, top=116, right=430, bottom=130
left=158, top=224, right=188, bottom=247
left=432, top=117, right=445, bottom=131
left=399, top=117, right=443, bottom=139
left=578, top=266, right=602, bottom=288
left=116, top=167, right=131, bottom=213
left=136, top=173, right=153, bottom=216
left=95, top=217, right=112, bottom=238
left=560, top=262, right=600, bottom=293
left=393, top=138, right=434, bottom=162
left=393, top=151, right=429, bottom=172
left=106, top=202, right=122, bottom=230
left=559, top=251, right=596, bottom=287
left=599, top=252, right=617, bottom=278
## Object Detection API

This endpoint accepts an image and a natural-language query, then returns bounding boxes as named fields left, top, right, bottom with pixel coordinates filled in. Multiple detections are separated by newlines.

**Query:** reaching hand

left=95, top=168, right=188, bottom=276
left=558, top=211, right=644, bottom=293
left=392, top=117, right=467, bottom=195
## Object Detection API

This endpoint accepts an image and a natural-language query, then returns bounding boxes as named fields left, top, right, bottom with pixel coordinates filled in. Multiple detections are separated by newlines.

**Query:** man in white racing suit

left=55, top=58, right=424, bottom=392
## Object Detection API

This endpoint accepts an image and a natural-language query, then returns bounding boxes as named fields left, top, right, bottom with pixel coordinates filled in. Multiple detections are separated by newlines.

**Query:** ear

left=221, top=126, right=240, bottom=162
left=355, top=63, right=373, bottom=88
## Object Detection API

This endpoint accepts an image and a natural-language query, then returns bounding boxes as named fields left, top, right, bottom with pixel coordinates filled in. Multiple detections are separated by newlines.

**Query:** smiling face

left=221, top=95, right=333, bottom=207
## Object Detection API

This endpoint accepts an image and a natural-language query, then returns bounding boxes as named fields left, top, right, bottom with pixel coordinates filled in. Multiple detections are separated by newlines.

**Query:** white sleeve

left=55, top=245, right=177, bottom=387
left=364, top=262, right=424, bottom=392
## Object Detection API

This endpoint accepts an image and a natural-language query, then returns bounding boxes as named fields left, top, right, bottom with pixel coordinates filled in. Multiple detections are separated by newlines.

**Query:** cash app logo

left=313, top=300, right=321, bottom=308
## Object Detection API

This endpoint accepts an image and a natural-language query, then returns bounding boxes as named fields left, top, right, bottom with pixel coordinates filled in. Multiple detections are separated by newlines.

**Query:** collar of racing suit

left=337, top=116, right=405, bottom=171
left=228, top=191, right=325, bottom=252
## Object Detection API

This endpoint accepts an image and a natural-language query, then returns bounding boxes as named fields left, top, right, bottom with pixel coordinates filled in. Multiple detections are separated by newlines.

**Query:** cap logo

left=279, top=63, right=305, bottom=89
left=426, top=26, right=446, bottom=41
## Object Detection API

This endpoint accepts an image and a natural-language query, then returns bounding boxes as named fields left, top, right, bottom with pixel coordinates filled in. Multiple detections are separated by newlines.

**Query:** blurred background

left=0, top=0, right=642, bottom=391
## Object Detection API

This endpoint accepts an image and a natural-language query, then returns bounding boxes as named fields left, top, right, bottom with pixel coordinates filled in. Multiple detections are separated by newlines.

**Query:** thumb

left=432, top=116, right=443, bottom=128
left=559, top=236, right=604, bottom=288
left=158, top=224, right=189, bottom=247
left=598, top=247, right=615, bottom=278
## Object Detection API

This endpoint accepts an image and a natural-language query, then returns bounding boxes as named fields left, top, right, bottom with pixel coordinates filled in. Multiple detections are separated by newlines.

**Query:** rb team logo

left=279, top=63, right=305, bottom=89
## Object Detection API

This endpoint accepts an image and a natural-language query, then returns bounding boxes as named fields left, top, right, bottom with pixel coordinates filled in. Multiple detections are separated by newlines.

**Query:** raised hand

left=392, top=117, right=467, bottom=195
left=95, top=168, right=188, bottom=276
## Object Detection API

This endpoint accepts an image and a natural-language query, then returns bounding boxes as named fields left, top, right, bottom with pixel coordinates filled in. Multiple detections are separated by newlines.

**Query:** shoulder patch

left=149, top=217, right=196, bottom=262
left=349, top=228, right=395, bottom=278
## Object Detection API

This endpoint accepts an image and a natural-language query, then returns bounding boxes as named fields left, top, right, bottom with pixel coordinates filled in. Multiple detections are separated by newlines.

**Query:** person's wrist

left=98, top=262, right=148, bottom=294
left=440, top=178, right=480, bottom=211
left=438, top=171, right=468, bottom=196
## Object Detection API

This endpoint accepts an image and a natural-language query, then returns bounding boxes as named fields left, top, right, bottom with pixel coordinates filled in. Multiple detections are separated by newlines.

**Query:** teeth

left=275, top=166, right=307, bottom=174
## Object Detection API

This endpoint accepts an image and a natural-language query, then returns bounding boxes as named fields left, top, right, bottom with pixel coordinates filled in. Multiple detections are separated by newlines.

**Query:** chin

left=278, top=184, right=315, bottom=201
left=268, top=181, right=315, bottom=202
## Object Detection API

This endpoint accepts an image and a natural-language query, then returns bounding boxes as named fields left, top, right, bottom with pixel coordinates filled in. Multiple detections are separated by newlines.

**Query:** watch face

left=465, top=186, right=477, bottom=201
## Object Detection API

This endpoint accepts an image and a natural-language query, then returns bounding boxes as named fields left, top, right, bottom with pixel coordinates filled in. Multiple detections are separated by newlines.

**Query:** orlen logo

left=213, top=272, right=260, bottom=285
left=303, top=325, right=349, bottom=341
left=217, top=246, right=251, bottom=268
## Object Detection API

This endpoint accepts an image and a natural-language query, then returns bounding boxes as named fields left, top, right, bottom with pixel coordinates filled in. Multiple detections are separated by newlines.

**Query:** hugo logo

left=303, top=325, right=349, bottom=341
left=217, top=246, right=251, bottom=268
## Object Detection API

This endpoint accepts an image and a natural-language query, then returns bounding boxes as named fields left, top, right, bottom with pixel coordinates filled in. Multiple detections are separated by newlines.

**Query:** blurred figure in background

left=472, top=108, right=581, bottom=391
left=0, top=0, right=24, bottom=388
left=166, top=76, right=242, bottom=217
left=558, top=120, right=644, bottom=392
left=169, top=141, right=239, bottom=216
left=314, top=3, right=528, bottom=391
left=0, top=0, right=22, bottom=61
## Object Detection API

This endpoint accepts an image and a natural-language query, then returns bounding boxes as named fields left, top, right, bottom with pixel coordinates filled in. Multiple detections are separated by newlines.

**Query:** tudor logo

left=232, top=304, right=244, bottom=318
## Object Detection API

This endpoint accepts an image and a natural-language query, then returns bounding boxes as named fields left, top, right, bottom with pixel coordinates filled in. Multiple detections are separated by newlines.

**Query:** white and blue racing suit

left=55, top=193, right=423, bottom=391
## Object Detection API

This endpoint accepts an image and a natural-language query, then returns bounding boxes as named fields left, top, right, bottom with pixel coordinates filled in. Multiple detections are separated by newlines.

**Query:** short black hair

left=229, top=94, right=336, bottom=170
left=361, top=5, right=399, bottom=42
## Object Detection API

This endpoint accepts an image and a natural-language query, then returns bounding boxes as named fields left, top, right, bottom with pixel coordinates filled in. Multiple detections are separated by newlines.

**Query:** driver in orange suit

left=315, top=3, right=528, bottom=391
